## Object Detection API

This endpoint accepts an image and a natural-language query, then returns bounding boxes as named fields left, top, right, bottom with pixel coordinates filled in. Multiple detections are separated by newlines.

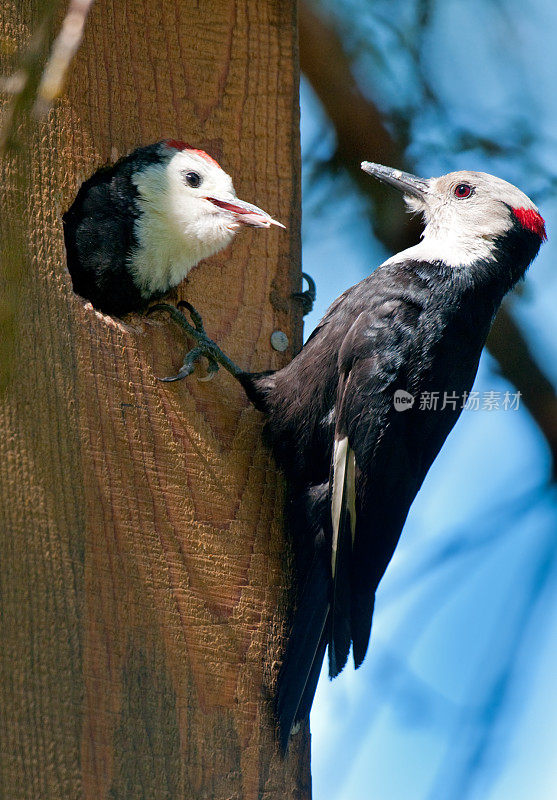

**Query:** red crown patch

left=512, top=207, right=547, bottom=241
left=164, top=140, right=220, bottom=168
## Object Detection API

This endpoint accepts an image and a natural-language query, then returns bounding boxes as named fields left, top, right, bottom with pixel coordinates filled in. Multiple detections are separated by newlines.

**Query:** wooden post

left=0, top=1, right=310, bottom=798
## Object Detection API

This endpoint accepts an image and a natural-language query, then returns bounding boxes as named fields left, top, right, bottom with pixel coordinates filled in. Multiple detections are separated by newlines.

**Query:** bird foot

left=291, top=272, right=316, bottom=316
left=148, top=301, right=243, bottom=382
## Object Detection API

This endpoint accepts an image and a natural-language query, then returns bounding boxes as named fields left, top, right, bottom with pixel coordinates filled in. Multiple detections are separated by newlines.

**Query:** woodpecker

left=151, top=164, right=546, bottom=750
left=63, top=140, right=283, bottom=315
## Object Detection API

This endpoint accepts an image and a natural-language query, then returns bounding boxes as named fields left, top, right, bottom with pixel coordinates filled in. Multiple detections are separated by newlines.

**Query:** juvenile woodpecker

left=63, top=140, right=283, bottom=315
left=151, top=165, right=546, bottom=750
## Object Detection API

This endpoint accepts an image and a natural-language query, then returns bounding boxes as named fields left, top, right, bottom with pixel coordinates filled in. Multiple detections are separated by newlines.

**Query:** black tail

left=275, top=546, right=331, bottom=752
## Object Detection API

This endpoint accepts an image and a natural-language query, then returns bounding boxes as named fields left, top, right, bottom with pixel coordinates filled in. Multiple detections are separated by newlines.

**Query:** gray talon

left=177, top=300, right=205, bottom=331
left=158, top=345, right=210, bottom=382
left=149, top=302, right=242, bottom=382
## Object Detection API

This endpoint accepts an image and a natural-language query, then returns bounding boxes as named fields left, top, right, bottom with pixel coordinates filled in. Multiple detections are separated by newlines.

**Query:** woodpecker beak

left=206, top=196, right=285, bottom=229
left=361, top=162, right=429, bottom=200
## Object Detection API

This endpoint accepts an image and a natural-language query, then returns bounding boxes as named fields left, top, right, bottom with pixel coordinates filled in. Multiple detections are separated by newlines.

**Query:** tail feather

left=329, top=437, right=356, bottom=678
left=351, top=590, right=375, bottom=669
left=276, top=548, right=330, bottom=752
left=294, top=633, right=328, bottom=723
left=328, top=515, right=352, bottom=677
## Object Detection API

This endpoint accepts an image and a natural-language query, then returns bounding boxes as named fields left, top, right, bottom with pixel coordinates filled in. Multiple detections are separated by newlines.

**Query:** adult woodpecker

left=150, top=165, right=546, bottom=750
left=63, top=140, right=283, bottom=315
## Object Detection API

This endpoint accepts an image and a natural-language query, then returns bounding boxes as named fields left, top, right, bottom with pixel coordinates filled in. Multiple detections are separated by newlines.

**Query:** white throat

left=130, top=162, right=236, bottom=298
left=382, top=228, right=496, bottom=270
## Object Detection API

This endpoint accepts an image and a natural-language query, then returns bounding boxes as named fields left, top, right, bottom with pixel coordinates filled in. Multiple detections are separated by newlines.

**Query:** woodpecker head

left=361, top=162, right=546, bottom=279
left=63, top=140, right=283, bottom=315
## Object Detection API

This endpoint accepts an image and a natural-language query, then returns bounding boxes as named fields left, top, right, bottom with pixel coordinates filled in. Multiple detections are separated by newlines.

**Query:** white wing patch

left=346, top=446, right=356, bottom=541
left=331, top=436, right=357, bottom=577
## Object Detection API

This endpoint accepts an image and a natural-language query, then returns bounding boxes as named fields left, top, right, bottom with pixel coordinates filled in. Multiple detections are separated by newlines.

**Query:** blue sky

left=297, top=2, right=557, bottom=792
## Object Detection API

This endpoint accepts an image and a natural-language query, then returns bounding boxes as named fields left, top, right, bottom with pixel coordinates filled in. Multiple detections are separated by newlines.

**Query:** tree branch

left=35, top=0, right=95, bottom=116
left=299, top=0, right=557, bottom=470
left=0, top=0, right=94, bottom=394
left=298, top=0, right=420, bottom=251
left=0, top=0, right=59, bottom=153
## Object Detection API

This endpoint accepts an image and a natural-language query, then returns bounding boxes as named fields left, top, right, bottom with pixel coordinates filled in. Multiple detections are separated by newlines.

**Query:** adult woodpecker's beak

left=206, top=196, right=285, bottom=229
left=361, top=162, right=429, bottom=200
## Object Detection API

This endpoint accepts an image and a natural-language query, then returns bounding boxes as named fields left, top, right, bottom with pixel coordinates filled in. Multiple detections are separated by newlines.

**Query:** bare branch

left=299, top=0, right=557, bottom=470
left=0, top=0, right=94, bottom=393
left=0, top=0, right=94, bottom=151
left=299, top=0, right=421, bottom=252
left=35, top=0, right=95, bottom=115
left=488, top=307, right=557, bottom=469
left=0, top=0, right=60, bottom=153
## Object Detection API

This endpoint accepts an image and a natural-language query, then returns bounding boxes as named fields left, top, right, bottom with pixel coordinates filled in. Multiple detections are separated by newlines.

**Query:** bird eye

left=183, top=171, right=202, bottom=188
left=454, top=183, right=472, bottom=198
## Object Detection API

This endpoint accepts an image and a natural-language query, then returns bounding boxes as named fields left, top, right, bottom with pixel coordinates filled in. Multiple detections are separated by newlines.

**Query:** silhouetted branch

left=299, top=0, right=557, bottom=471
left=489, top=308, right=557, bottom=468
left=0, top=0, right=94, bottom=149
left=0, top=0, right=94, bottom=393
left=0, top=0, right=59, bottom=153
left=35, top=0, right=95, bottom=115
left=299, top=0, right=421, bottom=252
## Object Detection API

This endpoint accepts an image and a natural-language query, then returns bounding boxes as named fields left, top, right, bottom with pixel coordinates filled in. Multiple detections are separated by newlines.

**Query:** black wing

left=276, top=260, right=488, bottom=744
left=329, top=298, right=426, bottom=675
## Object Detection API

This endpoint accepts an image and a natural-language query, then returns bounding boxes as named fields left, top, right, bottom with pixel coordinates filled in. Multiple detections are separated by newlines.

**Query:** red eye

left=454, top=183, right=472, bottom=198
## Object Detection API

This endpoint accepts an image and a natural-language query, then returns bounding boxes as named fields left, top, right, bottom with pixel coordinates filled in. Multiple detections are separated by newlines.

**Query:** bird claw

left=292, top=272, right=316, bottom=316
left=148, top=302, right=242, bottom=382
left=176, top=300, right=206, bottom=333
left=157, top=345, right=219, bottom=382
left=148, top=302, right=200, bottom=338
left=197, top=358, right=220, bottom=382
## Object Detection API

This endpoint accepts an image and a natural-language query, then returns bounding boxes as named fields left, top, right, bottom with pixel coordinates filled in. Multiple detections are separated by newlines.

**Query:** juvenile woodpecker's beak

left=206, top=196, right=285, bottom=229
left=361, top=162, right=429, bottom=200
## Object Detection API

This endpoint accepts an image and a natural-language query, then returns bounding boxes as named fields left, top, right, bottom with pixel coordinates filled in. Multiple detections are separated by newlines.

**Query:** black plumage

left=63, top=144, right=164, bottom=315
left=245, top=222, right=542, bottom=748
left=150, top=165, right=546, bottom=751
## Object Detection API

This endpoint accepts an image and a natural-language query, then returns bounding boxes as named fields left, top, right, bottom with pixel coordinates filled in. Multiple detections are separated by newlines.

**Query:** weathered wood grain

left=0, top=0, right=309, bottom=797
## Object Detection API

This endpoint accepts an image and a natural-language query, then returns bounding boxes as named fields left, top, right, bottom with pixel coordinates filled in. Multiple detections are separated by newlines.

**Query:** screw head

left=270, top=330, right=289, bottom=352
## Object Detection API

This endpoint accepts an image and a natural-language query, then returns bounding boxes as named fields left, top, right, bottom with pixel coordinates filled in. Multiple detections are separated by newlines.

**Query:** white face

left=403, top=170, right=544, bottom=265
left=362, top=162, right=545, bottom=268
left=130, top=145, right=282, bottom=297
left=408, top=170, right=538, bottom=237
left=133, top=149, right=239, bottom=257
